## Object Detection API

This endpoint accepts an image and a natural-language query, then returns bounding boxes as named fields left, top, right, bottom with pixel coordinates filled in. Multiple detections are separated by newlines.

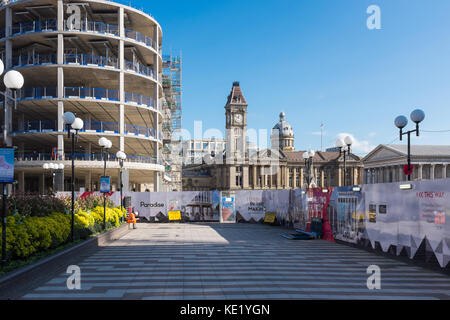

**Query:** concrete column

left=276, top=166, right=281, bottom=189
left=418, top=164, right=423, bottom=180
left=39, top=173, right=45, bottom=194
left=85, top=171, right=92, bottom=191
left=87, top=142, right=92, bottom=160
left=154, top=20, right=160, bottom=164
left=122, top=169, right=129, bottom=192
left=243, top=166, right=249, bottom=189
left=430, top=164, right=435, bottom=180
left=443, top=164, right=447, bottom=179
left=229, top=166, right=235, bottom=189
left=222, top=166, right=227, bottom=189
left=18, top=171, right=25, bottom=193
left=4, top=7, right=12, bottom=146
left=284, top=166, right=289, bottom=188
left=338, top=167, right=342, bottom=186
left=320, top=168, right=325, bottom=187
left=153, top=171, right=159, bottom=191
left=299, top=166, right=304, bottom=188
left=252, top=165, right=257, bottom=188
left=292, top=167, right=297, bottom=188
left=118, top=7, right=125, bottom=152
left=57, top=0, right=64, bottom=159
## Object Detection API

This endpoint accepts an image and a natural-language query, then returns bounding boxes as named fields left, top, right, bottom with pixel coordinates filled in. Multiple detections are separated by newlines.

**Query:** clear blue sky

left=128, top=0, right=450, bottom=155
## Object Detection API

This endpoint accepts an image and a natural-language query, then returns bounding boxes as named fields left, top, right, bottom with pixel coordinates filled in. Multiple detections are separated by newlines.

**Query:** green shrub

left=0, top=193, right=125, bottom=263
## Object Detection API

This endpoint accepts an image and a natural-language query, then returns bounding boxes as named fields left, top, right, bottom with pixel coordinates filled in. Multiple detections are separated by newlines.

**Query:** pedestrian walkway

left=22, top=223, right=450, bottom=300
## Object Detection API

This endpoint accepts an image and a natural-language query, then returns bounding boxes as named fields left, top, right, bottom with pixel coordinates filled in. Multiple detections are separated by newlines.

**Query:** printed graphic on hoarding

left=234, top=190, right=290, bottom=223
left=109, top=191, right=220, bottom=222
left=220, top=192, right=236, bottom=223
left=328, top=186, right=365, bottom=244
left=99, top=178, right=450, bottom=267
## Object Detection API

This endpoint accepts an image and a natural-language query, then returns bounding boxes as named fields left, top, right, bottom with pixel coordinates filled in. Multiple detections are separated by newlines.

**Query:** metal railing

left=10, top=20, right=57, bottom=36
left=16, top=152, right=158, bottom=164
left=64, top=53, right=118, bottom=68
left=1, top=19, right=156, bottom=50
left=13, top=120, right=158, bottom=140
left=17, top=86, right=158, bottom=110
left=11, top=53, right=155, bottom=79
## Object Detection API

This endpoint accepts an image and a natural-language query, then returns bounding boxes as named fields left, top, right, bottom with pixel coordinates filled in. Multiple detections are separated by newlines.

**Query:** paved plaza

left=21, top=223, right=450, bottom=300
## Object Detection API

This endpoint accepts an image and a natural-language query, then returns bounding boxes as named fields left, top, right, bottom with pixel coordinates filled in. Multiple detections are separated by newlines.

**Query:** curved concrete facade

left=0, top=0, right=164, bottom=192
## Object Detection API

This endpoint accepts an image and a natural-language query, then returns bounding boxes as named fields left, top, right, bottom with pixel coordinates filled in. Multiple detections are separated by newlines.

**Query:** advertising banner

left=328, top=186, right=365, bottom=244
left=220, top=192, right=236, bottom=223
left=0, top=148, right=14, bottom=183
left=100, top=176, right=110, bottom=193
left=234, top=190, right=290, bottom=223
left=362, top=179, right=450, bottom=267
left=110, top=191, right=221, bottom=222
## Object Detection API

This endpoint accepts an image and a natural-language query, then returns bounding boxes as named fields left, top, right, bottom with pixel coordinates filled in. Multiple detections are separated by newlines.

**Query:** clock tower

left=225, top=81, right=247, bottom=159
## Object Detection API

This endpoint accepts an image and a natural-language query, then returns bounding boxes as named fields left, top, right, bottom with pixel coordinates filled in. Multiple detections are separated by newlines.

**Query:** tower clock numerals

left=234, top=113, right=243, bottom=124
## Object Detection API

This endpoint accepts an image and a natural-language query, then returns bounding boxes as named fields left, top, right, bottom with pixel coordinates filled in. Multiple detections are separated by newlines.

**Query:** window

left=203, top=143, right=208, bottom=149
left=289, top=177, right=293, bottom=187
left=296, top=168, right=300, bottom=173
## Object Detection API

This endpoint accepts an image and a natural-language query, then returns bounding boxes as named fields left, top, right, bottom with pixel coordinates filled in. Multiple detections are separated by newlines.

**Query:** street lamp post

left=336, top=136, right=354, bottom=186
left=63, top=112, right=84, bottom=242
left=1, top=59, right=24, bottom=267
left=395, top=109, right=425, bottom=181
left=302, top=150, right=315, bottom=188
left=116, top=151, right=127, bottom=222
left=98, top=137, right=112, bottom=230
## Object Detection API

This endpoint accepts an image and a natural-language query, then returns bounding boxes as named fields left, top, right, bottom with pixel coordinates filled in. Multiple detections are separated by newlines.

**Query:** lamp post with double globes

left=302, top=150, right=315, bottom=188
left=0, top=60, right=24, bottom=267
left=63, top=112, right=84, bottom=242
left=394, top=109, right=425, bottom=181
left=99, top=137, right=112, bottom=230
left=0, top=60, right=25, bottom=144
left=116, top=151, right=127, bottom=221
left=336, top=136, right=354, bottom=186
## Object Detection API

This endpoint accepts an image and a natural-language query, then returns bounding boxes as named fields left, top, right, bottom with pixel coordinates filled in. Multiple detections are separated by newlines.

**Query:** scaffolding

left=161, top=52, right=182, bottom=191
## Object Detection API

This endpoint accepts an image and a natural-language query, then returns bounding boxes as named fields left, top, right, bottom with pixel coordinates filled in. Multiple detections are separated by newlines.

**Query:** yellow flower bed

left=0, top=206, right=126, bottom=261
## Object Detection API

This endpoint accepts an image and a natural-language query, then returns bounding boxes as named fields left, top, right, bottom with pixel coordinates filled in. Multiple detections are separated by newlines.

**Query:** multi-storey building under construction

left=0, top=0, right=175, bottom=193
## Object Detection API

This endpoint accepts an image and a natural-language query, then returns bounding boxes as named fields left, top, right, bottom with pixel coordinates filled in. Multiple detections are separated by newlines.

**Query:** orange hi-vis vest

left=127, top=213, right=137, bottom=224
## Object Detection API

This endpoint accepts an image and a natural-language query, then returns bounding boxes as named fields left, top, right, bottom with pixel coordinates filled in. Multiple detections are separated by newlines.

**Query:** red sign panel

left=403, top=164, right=414, bottom=175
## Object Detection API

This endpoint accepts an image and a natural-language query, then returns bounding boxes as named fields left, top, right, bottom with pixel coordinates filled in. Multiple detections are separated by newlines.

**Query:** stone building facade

left=362, top=144, right=450, bottom=183
left=182, top=82, right=364, bottom=191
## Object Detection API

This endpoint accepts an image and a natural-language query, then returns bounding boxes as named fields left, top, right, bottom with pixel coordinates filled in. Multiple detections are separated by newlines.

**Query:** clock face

left=234, top=114, right=243, bottom=123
